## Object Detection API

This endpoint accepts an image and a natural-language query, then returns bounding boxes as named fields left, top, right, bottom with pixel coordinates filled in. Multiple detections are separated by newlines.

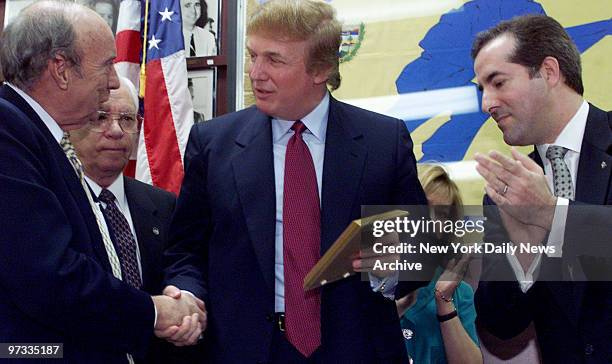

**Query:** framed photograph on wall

left=188, top=68, right=216, bottom=122
left=3, top=0, right=119, bottom=33
left=181, top=0, right=221, bottom=58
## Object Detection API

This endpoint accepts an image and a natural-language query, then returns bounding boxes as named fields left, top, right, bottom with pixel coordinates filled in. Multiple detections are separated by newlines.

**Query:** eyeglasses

left=90, top=111, right=141, bottom=134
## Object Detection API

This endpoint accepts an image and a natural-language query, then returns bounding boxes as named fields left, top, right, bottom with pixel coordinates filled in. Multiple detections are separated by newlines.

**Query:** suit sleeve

left=0, top=106, right=154, bottom=357
left=163, top=125, right=210, bottom=299
left=391, top=119, right=432, bottom=298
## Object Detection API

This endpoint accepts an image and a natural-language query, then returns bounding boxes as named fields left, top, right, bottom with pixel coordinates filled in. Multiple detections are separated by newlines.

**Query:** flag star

left=148, top=35, right=162, bottom=50
left=159, top=8, right=174, bottom=21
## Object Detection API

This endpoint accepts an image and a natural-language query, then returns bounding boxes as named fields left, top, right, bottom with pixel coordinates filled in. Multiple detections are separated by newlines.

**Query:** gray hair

left=0, top=1, right=84, bottom=90
left=118, top=75, right=139, bottom=110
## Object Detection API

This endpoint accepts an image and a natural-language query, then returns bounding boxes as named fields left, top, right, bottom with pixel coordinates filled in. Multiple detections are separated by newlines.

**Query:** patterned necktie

left=98, top=189, right=142, bottom=289
left=545, top=145, right=574, bottom=200
left=60, top=133, right=123, bottom=277
left=283, top=121, right=321, bottom=357
left=60, top=133, right=132, bottom=363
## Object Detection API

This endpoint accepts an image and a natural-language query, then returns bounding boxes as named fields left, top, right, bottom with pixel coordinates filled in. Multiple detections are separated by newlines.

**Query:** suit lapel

left=536, top=104, right=612, bottom=328
left=320, top=98, right=367, bottom=252
left=231, top=109, right=276, bottom=294
left=0, top=85, right=112, bottom=271
left=575, top=105, right=612, bottom=204
left=529, top=147, right=579, bottom=326
left=124, top=177, right=162, bottom=292
left=572, top=105, right=612, bottom=321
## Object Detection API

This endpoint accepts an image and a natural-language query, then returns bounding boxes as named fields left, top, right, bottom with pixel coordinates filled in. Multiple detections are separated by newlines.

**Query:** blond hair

left=418, top=164, right=464, bottom=220
left=247, top=0, right=342, bottom=90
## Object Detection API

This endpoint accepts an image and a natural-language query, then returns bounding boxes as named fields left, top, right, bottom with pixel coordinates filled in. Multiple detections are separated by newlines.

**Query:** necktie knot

left=546, top=145, right=569, bottom=161
left=291, top=120, right=307, bottom=136
left=545, top=145, right=574, bottom=199
left=98, top=189, right=116, bottom=204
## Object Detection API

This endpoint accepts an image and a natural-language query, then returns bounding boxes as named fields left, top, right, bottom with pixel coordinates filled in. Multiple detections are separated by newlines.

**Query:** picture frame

left=2, top=0, right=119, bottom=33
left=181, top=0, right=221, bottom=58
left=187, top=68, right=216, bottom=122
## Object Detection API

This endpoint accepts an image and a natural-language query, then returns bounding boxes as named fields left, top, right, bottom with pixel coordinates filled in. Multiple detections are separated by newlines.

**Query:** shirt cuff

left=506, top=243, right=542, bottom=293
left=546, top=197, right=569, bottom=258
left=369, top=272, right=399, bottom=299
left=153, top=302, right=157, bottom=328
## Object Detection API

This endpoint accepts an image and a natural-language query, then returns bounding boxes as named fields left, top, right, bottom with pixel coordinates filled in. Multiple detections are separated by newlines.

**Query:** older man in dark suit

left=70, top=77, right=188, bottom=362
left=0, top=2, right=203, bottom=362
left=472, top=15, right=612, bottom=363
left=163, top=1, right=430, bottom=363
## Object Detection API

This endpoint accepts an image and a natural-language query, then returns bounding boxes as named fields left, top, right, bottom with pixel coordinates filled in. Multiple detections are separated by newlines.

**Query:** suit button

left=585, top=343, right=594, bottom=356
left=266, top=314, right=273, bottom=322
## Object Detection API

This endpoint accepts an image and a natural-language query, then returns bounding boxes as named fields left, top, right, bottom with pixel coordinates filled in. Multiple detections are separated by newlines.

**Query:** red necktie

left=283, top=120, right=321, bottom=357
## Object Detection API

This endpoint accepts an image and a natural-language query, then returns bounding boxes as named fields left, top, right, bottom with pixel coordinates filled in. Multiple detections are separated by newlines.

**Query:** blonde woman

left=396, top=165, right=482, bottom=364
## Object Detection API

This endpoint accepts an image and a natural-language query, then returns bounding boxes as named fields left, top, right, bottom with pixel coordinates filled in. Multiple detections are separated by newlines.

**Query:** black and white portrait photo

left=181, top=0, right=219, bottom=57
left=4, top=0, right=118, bottom=34
left=188, top=69, right=215, bottom=122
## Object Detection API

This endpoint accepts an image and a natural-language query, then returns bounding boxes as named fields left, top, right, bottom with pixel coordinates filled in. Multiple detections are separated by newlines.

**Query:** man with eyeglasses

left=71, top=77, right=192, bottom=362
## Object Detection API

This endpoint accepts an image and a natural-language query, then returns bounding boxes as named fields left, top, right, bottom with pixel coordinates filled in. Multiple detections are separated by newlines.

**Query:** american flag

left=115, top=0, right=194, bottom=195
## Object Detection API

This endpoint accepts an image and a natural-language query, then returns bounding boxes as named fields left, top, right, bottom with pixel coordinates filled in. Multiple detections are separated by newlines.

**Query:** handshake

left=152, top=285, right=207, bottom=346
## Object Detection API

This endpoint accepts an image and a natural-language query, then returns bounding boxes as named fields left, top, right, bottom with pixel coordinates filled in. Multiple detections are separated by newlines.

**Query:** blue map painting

left=395, top=0, right=612, bottom=162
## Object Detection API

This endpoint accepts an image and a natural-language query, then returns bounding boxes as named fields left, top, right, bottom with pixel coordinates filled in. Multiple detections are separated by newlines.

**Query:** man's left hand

left=352, top=232, right=400, bottom=278
left=475, top=149, right=557, bottom=230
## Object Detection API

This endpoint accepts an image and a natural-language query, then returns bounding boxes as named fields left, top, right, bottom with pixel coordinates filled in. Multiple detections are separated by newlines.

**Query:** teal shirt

left=400, top=276, right=479, bottom=364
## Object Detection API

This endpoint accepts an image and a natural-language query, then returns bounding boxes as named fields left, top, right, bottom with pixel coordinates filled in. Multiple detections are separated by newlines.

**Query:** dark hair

left=195, top=0, right=209, bottom=29
left=471, top=14, right=583, bottom=95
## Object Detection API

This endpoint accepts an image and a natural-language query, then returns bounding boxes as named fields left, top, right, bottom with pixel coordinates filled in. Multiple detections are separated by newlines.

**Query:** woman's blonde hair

left=418, top=164, right=463, bottom=220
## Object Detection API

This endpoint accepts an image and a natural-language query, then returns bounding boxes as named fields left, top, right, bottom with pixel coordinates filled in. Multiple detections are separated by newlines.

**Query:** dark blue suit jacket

left=476, top=104, right=612, bottom=363
left=164, top=96, right=429, bottom=363
left=0, top=85, right=155, bottom=363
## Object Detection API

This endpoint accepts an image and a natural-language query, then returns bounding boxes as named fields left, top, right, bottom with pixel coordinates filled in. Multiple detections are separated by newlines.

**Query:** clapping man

left=472, top=15, right=612, bottom=362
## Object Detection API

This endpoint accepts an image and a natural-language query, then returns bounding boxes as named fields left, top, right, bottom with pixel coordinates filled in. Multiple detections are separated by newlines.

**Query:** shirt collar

left=271, top=92, right=329, bottom=143
left=537, top=100, right=589, bottom=156
left=6, top=82, right=64, bottom=143
left=84, top=173, right=126, bottom=209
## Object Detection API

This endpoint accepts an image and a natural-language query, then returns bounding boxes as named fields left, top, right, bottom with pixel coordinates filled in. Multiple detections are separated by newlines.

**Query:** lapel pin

left=601, top=161, right=607, bottom=169
left=152, top=227, right=160, bottom=235
left=402, top=329, right=414, bottom=340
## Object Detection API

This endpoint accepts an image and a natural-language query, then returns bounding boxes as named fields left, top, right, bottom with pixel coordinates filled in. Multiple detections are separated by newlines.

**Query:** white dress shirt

left=506, top=101, right=589, bottom=292
left=271, top=93, right=395, bottom=311
left=272, top=93, right=329, bottom=312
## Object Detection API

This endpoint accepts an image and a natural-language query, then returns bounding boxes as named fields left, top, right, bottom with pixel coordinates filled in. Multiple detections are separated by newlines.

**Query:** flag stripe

left=160, top=51, right=193, bottom=160
left=143, top=59, right=184, bottom=194
left=115, top=30, right=142, bottom=63
left=116, top=0, right=142, bottom=32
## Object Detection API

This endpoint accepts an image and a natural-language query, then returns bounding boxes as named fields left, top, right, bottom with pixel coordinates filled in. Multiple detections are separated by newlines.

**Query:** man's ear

left=48, top=53, right=71, bottom=90
left=539, top=56, right=561, bottom=87
left=311, top=65, right=333, bottom=86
